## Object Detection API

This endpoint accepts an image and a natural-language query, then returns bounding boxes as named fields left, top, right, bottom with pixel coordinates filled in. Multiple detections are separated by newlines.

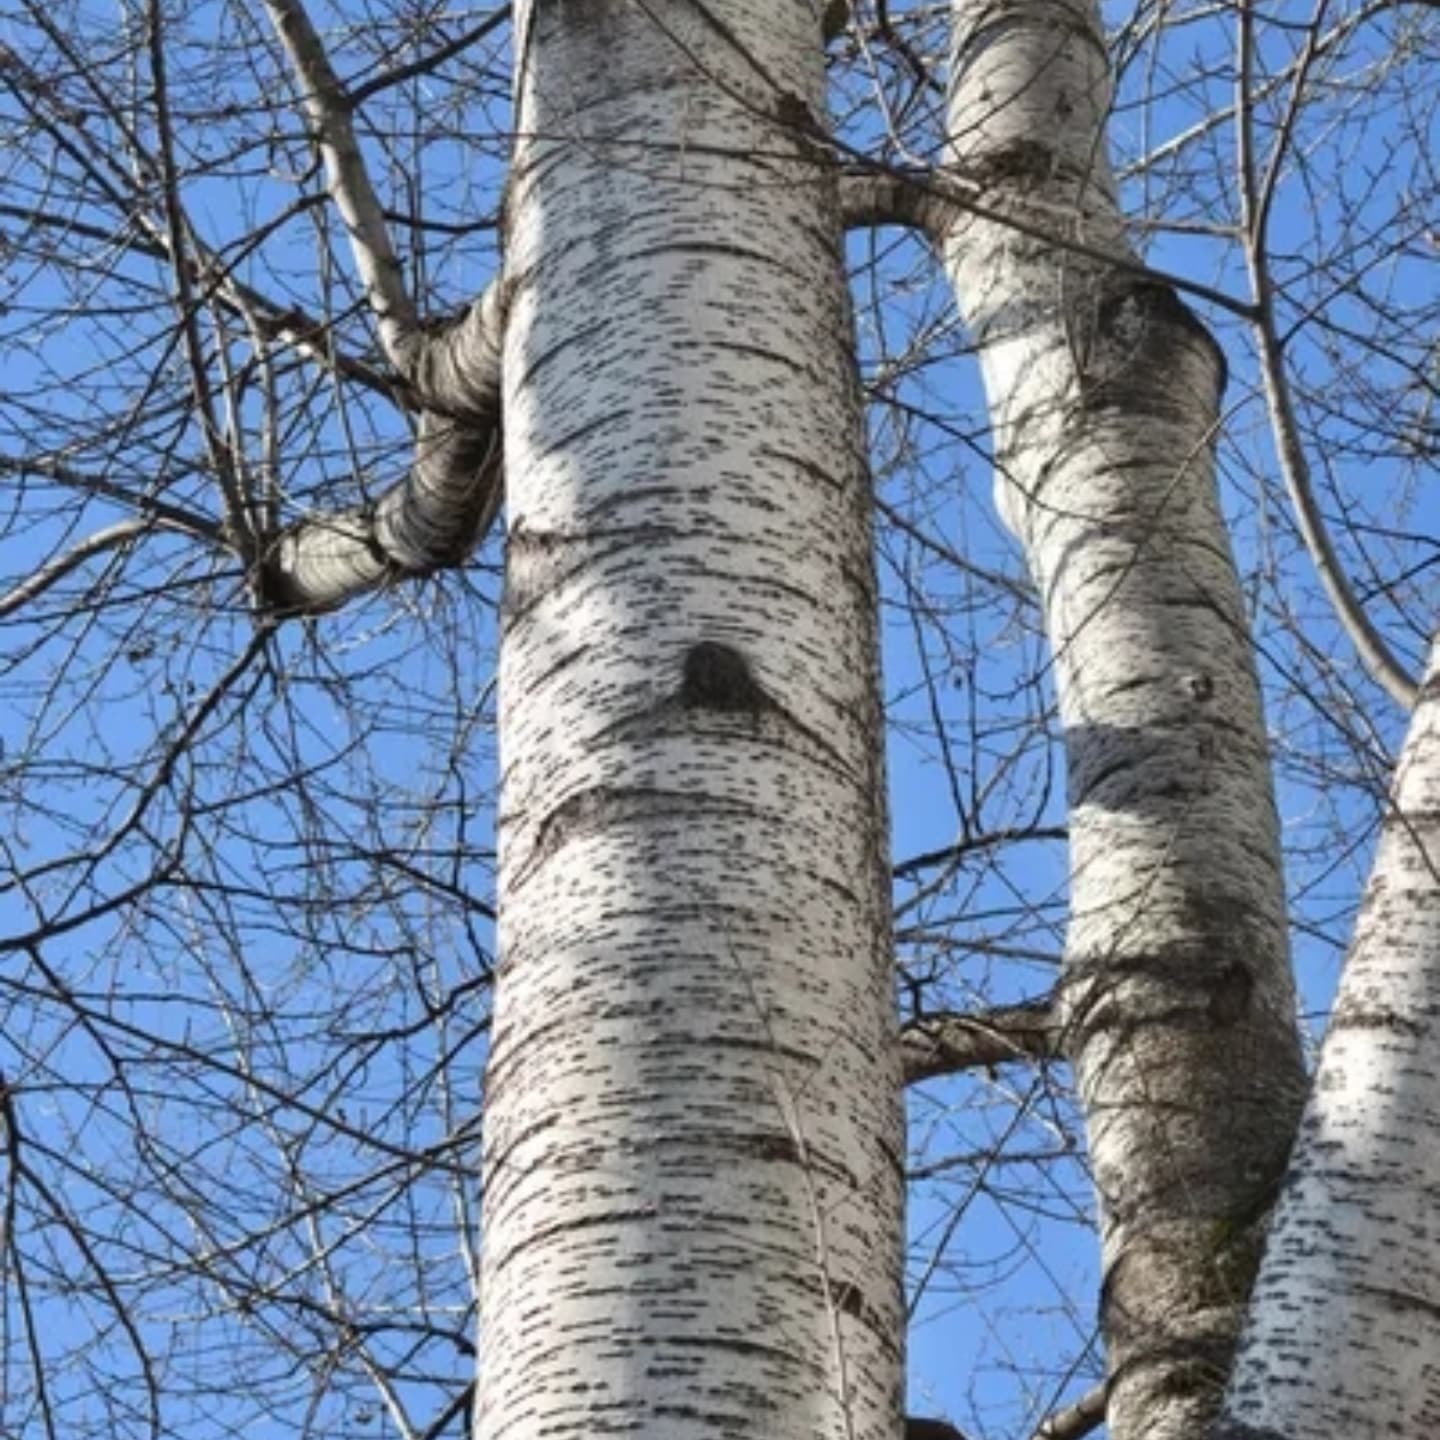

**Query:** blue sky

left=1, top=2, right=1435, bottom=1437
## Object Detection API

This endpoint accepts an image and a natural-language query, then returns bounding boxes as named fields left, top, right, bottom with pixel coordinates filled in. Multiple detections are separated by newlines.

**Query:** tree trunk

left=1215, top=635, right=1440, bottom=1439
left=937, top=3, right=1307, bottom=1436
left=475, top=4, right=903, bottom=1438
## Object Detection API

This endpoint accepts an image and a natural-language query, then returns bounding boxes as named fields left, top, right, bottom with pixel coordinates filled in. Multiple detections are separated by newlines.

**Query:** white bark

left=260, top=286, right=506, bottom=613
left=1215, top=635, right=1440, bottom=1439
left=477, top=4, right=902, bottom=1439
left=263, top=0, right=418, bottom=359
left=938, top=3, right=1306, bottom=1436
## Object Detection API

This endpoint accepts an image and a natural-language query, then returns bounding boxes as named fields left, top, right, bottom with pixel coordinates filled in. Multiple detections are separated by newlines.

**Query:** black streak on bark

left=904, top=1419, right=971, bottom=1440
left=680, top=641, right=771, bottom=715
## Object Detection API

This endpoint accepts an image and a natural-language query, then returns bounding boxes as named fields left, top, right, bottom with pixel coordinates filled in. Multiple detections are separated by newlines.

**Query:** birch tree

left=0, top=3, right=1435, bottom=1440
left=931, top=4, right=1311, bottom=1436
left=476, top=3, right=902, bottom=1434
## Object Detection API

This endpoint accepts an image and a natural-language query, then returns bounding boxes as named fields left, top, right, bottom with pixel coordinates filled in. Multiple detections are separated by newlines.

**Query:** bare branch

left=263, top=0, right=419, bottom=361
left=348, top=7, right=511, bottom=109
left=903, top=1391, right=1105, bottom=1440
left=259, top=285, right=507, bottom=614
left=902, top=996, right=1062, bottom=1082
left=1034, top=1385, right=1106, bottom=1440
left=1236, top=6, right=1420, bottom=710
left=840, top=168, right=954, bottom=236
left=252, top=0, right=512, bottom=613
left=0, top=454, right=223, bottom=542
left=839, top=163, right=1257, bottom=320
left=1, top=521, right=152, bottom=618
left=146, top=0, right=255, bottom=555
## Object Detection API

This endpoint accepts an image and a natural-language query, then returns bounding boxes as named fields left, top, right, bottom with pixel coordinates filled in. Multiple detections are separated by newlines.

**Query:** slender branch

left=347, top=7, right=511, bottom=108
left=418, top=1381, right=472, bottom=1440
left=263, top=0, right=419, bottom=362
left=0, top=520, right=153, bottom=618
left=902, top=995, right=1062, bottom=1082
left=894, top=826, right=1066, bottom=880
left=147, top=0, right=254, bottom=554
left=1236, top=2, right=1419, bottom=709
left=0, top=454, right=222, bottom=542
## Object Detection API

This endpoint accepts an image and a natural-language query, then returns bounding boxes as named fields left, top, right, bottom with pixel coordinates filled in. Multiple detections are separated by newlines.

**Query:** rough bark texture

left=938, top=3, right=1307, bottom=1437
left=1215, top=636, right=1440, bottom=1439
left=476, top=4, right=903, bottom=1438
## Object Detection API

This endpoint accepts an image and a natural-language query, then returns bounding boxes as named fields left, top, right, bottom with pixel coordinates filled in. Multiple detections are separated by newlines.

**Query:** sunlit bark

left=937, top=3, right=1307, bottom=1435
left=475, top=4, right=903, bottom=1437
left=260, top=0, right=506, bottom=614
left=1216, top=636, right=1440, bottom=1439
left=259, top=285, right=506, bottom=613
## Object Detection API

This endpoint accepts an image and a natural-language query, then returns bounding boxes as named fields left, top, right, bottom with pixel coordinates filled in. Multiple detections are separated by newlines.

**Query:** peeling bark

left=937, top=3, right=1306, bottom=1436
left=476, top=4, right=902, bottom=1438
left=1215, top=636, right=1440, bottom=1438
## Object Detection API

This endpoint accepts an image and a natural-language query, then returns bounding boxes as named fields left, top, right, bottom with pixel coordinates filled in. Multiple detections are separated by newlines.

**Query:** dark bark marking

left=961, top=138, right=1068, bottom=190
left=1351, top=1280, right=1440, bottom=1319
left=511, top=317, right=609, bottom=393
left=1206, top=959, right=1254, bottom=1025
left=1065, top=945, right=1262, bottom=1041
left=1083, top=280, right=1228, bottom=410
left=533, top=407, right=631, bottom=462
left=1331, top=1006, right=1427, bottom=1038
left=489, top=1206, right=664, bottom=1272
left=503, top=519, right=680, bottom=620
left=513, top=784, right=767, bottom=888
left=680, top=641, right=771, bottom=715
left=756, top=443, right=849, bottom=493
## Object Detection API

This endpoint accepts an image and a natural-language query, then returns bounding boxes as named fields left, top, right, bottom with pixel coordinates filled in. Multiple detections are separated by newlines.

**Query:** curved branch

left=839, top=168, right=954, bottom=236
left=258, top=0, right=511, bottom=616
left=1034, top=1385, right=1106, bottom=1440
left=0, top=520, right=152, bottom=618
left=903, top=1388, right=1105, bottom=1440
left=839, top=161, right=1255, bottom=320
left=1250, top=320, right=1418, bottom=708
left=1235, top=9, right=1419, bottom=709
left=259, top=285, right=507, bottom=615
